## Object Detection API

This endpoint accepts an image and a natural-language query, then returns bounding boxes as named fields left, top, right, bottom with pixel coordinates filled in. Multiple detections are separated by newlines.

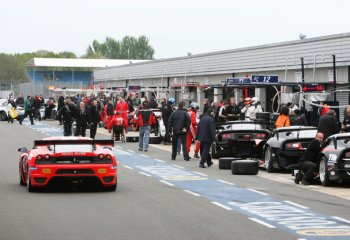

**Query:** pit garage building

left=94, top=32, right=350, bottom=118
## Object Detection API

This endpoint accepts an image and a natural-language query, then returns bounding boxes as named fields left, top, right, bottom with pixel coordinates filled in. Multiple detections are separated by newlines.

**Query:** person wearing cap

left=136, top=101, right=156, bottom=151
left=187, top=102, right=199, bottom=156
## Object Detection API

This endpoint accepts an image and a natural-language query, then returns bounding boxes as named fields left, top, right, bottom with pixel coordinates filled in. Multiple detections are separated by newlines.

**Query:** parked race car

left=319, top=133, right=350, bottom=186
left=18, top=137, right=117, bottom=192
left=212, top=121, right=271, bottom=159
left=263, top=126, right=317, bottom=172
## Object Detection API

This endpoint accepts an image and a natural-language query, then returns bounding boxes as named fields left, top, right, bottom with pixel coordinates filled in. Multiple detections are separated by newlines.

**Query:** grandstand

left=21, top=58, right=149, bottom=97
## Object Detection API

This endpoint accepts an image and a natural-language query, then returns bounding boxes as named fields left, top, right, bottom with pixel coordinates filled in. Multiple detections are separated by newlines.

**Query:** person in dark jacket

left=16, top=94, right=24, bottom=106
left=161, top=100, right=174, bottom=145
left=136, top=101, right=156, bottom=151
left=74, top=101, right=88, bottom=137
left=148, top=96, right=158, bottom=109
left=297, top=132, right=324, bottom=185
left=33, top=95, right=43, bottom=121
left=57, top=98, right=77, bottom=136
left=317, top=110, right=339, bottom=139
left=89, top=100, right=101, bottom=139
left=290, top=109, right=308, bottom=126
left=19, top=96, right=34, bottom=125
left=202, top=98, right=210, bottom=115
left=168, top=101, right=191, bottom=161
left=57, top=96, right=65, bottom=125
left=196, top=108, right=216, bottom=168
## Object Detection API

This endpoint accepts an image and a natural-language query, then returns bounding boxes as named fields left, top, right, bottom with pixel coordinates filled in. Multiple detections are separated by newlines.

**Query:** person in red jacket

left=136, top=101, right=156, bottom=151
left=187, top=102, right=199, bottom=156
left=104, top=98, right=115, bottom=132
left=109, top=112, right=125, bottom=141
left=116, top=96, right=129, bottom=133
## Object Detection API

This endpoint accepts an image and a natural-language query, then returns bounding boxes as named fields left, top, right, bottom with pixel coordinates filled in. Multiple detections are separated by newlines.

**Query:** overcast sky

left=1, top=0, right=350, bottom=59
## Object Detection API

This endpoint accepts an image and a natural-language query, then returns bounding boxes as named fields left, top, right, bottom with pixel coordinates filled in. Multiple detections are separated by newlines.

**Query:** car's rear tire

left=0, top=111, right=7, bottom=121
left=27, top=173, right=35, bottom=192
left=264, top=146, right=274, bottom=173
left=319, top=157, right=332, bottom=186
left=19, top=173, right=26, bottom=186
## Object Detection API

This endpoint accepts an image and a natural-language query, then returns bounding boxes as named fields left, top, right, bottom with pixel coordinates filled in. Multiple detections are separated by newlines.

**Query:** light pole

left=284, top=57, right=295, bottom=82
left=313, top=53, right=326, bottom=82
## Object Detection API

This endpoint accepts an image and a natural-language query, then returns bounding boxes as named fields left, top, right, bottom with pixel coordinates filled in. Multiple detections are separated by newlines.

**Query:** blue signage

left=251, top=75, right=279, bottom=83
left=226, top=78, right=251, bottom=85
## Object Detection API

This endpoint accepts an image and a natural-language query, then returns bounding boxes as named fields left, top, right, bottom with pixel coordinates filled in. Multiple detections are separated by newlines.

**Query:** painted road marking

left=160, top=180, right=174, bottom=186
left=184, top=190, right=200, bottom=197
left=154, top=159, right=165, bottom=163
left=172, top=164, right=184, bottom=169
left=139, top=171, right=151, bottom=177
left=333, top=216, right=350, bottom=224
left=115, top=146, right=122, bottom=149
left=284, top=201, right=309, bottom=209
left=192, top=171, right=208, bottom=177
left=211, top=202, right=232, bottom=211
left=124, top=165, right=133, bottom=170
left=217, top=179, right=235, bottom=185
left=127, top=150, right=135, bottom=153
left=249, top=218, right=276, bottom=228
left=247, top=189, right=269, bottom=196
left=140, top=154, right=149, bottom=158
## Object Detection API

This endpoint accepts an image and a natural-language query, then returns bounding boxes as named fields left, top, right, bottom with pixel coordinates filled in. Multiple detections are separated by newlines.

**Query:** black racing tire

left=231, top=160, right=259, bottom=175
left=19, top=173, right=26, bottom=186
left=149, top=136, right=161, bottom=144
left=319, top=157, right=332, bottom=186
left=0, top=111, right=7, bottom=121
left=126, top=136, right=139, bottom=142
left=27, top=173, right=36, bottom=192
left=104, top=183, right=117, bottom=191
left=219, top=157, right=241, bottom=169
left=264, top=146, right=275, bottom=173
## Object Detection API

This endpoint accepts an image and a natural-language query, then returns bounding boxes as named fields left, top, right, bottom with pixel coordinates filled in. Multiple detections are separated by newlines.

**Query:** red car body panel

left=19, top=137, right=117, bottom=190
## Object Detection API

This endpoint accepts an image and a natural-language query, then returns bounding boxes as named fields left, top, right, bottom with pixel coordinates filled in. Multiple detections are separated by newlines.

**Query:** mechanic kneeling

left=297, top=132, right=324, bottom=185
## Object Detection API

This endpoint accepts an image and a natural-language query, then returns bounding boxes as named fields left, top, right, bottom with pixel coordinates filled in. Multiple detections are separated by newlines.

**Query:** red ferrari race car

left=18, top=137, right=117, bottom=192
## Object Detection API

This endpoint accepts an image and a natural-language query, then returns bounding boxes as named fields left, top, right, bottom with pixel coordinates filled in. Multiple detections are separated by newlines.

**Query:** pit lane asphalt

left=1, top=120, right=350, bottom=240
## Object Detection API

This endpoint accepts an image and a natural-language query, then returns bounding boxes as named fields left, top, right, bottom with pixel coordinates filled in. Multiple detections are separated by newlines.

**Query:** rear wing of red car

left=34, top=139, right=114, bottom=147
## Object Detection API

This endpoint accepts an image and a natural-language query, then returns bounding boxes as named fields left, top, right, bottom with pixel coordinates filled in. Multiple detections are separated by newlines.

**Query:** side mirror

left=18, top=147, right=27, bottom=153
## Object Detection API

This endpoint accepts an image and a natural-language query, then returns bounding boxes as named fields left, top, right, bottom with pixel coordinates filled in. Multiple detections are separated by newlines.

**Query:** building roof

left=93, top=32, right=350, bottom=81
left=26, top=58, right=149, bottom=68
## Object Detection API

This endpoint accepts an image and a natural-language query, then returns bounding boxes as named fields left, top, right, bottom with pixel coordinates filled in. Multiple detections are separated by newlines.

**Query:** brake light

left=98, top=154, right=104, bottom=159
left=106, top=154, right=111, bottom=160
left=222, top=134, right=234, bottom=139
left=285, top=143, right=303, bottom=150
left=256, top=133, right=266, bottom=139
left=44, top=154, right=50, bottom=160
left=36, top=155, right=43, bottom=161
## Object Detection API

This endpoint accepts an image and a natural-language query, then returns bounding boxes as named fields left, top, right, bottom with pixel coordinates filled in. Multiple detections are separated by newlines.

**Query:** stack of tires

left=218, top=157, right=259, bottom=175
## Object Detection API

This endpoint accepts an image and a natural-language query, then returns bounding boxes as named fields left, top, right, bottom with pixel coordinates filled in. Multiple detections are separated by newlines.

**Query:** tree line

left=0, top=35, right=155, bottom=84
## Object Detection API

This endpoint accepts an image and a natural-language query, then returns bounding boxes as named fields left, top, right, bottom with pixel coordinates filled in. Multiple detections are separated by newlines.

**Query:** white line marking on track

left=115, top=146, right=122, bottom=149
left=127, top=150, right=135, bottom=153
left=139, top=172, right=151, bottom=177
left=123, top=165, right=133, bottom=170
left=284, top=200, right=309, bottom=209
left=155, top=159, right=165, bottom=163
left=140, top=154, right=149, bottom=158
left=247, top=189, right=269, bottom=196
left=184, top=190, right=201, bottom=197
left=193, top=171, right=208, bottom=177
left=160, top=180, right=174, bottom=186
left=211, top=202, right=232, bottom=211
left=172, top=164, right=184, bottom=169
left=249, top=218, right=276, bottom=228
left=332, top=216, right=350, bottom=224
left=217, top=179, right=235, bottom=185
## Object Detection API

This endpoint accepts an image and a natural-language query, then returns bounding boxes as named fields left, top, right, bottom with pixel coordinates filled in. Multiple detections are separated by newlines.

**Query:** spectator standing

left=33, top=95, right=42, bottom=121
left=237, top=96, right=244, bottom=110
left=275, top=106, right=291, bottom=128
left=19, top=96, right=34, bottom=125
left=16, top=94, right=24, bottom=106
left=89, top=100, right=100, bottom=139
left=317, top=110, right=339, bottom=139
left=57, top=96, right=65, bottom=125
left=196, top=108, right=216, bottom=168
left=161, top=99, right=174, bottom=145
left=58, top=99, right=76, bottom=136
left=148, top=96, right=158, bottom=109
left=136, top=101, right=156, bottom=151
left=290, top=109, right=308, bottom=126
left=202, top=98, right=210, bottom=115
left=226, top=97, right=240, bottom=121
left=74, top=101, right=88, bottom=137
left=168, top=101, right=191, bottom=161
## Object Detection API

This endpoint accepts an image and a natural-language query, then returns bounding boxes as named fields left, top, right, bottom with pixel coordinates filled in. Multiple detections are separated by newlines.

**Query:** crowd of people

left=6, top=92, right=350, bottom=171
